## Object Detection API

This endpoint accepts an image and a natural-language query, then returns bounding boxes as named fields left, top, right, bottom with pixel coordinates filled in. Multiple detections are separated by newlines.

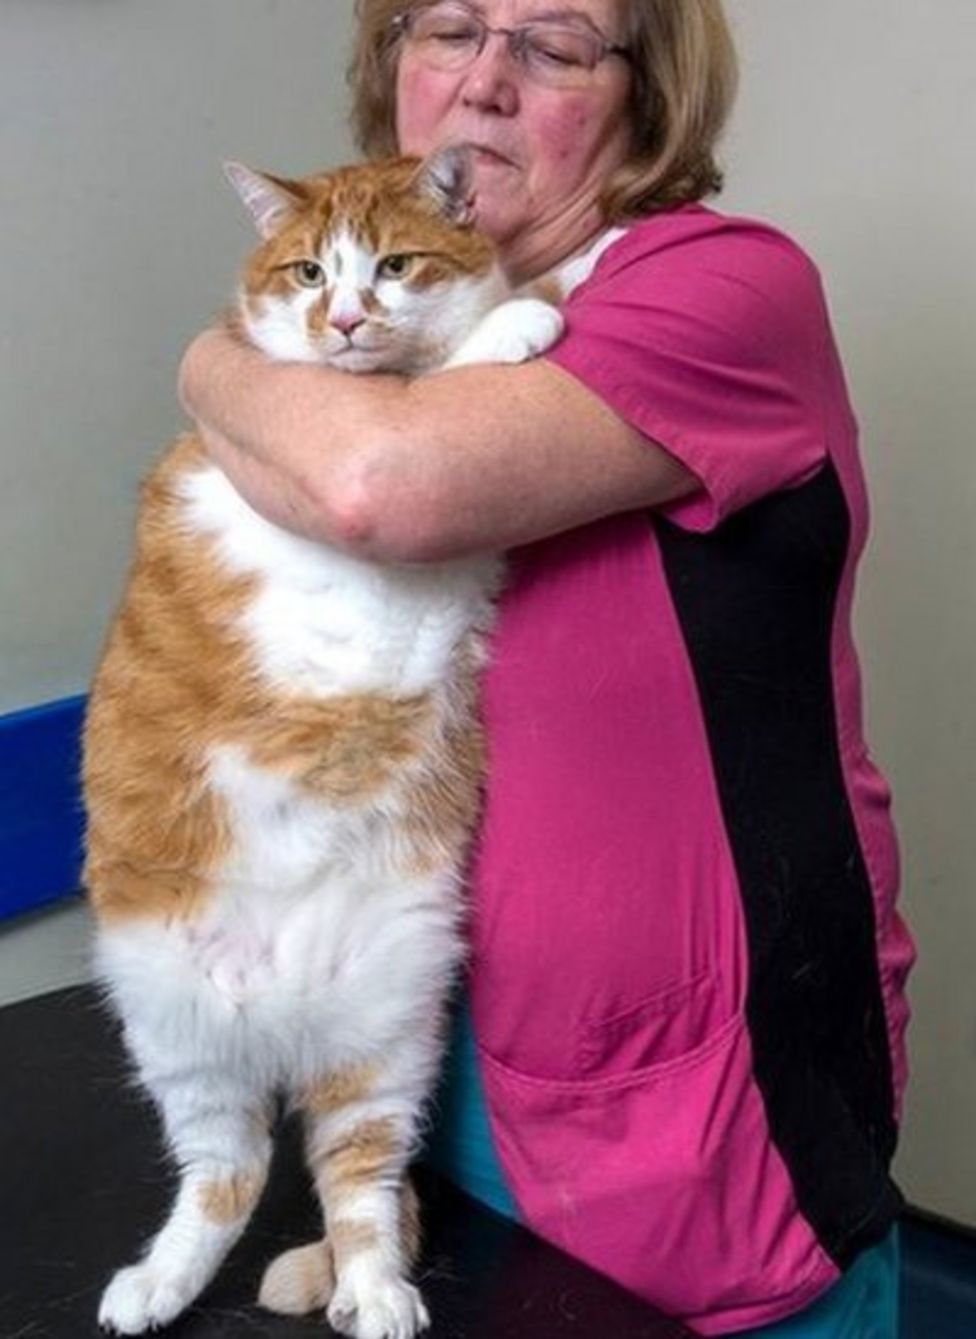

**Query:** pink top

left=467, top=206, right=915, bottom=1334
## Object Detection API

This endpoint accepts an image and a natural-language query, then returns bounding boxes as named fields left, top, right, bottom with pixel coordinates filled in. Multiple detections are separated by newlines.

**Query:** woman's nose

left=459, top=33, right=520, bottom=115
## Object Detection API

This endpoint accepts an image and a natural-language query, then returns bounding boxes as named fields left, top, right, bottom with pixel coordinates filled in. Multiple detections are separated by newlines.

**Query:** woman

left=179, top=1, right=914, bottom=1333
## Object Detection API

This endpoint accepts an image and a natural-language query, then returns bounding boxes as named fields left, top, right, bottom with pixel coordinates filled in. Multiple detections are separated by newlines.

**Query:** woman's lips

left=469, top=144, right=515, bottom=167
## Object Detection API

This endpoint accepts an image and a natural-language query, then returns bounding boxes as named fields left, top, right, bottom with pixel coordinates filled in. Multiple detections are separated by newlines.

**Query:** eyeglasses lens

left=404, top=5, right=606, bottom=84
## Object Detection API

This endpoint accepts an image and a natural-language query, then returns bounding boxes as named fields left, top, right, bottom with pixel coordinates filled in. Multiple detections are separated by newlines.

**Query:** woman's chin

left=470, top=198, right=522, bottom=251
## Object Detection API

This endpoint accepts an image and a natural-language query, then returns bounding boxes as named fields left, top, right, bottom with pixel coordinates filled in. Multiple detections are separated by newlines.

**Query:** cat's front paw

left=445, top=298, right=564, bottom=368
left=327, top=1275, right=430, bottom=1339
left=98, top=1262, right=196, bottom=1334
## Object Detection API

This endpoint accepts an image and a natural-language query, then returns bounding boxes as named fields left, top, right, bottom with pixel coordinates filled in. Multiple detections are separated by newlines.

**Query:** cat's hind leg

left=260, top=1054, right=430, bottom=1339
left=98, top=1067, right=273, bottom=1335
left=258, top=1179, right=421, bottom=1320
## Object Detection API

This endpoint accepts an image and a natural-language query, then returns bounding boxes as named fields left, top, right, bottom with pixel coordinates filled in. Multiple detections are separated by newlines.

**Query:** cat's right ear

left=415, top=145, right=476, bottom=227
left=223, top=162, right=307, bottom=239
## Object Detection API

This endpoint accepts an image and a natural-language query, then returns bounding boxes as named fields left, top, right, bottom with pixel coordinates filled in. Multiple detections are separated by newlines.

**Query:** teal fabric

left=424, top=1003, right=900, bottom=1337
left=426, top=999, right=519, bottom=1219
left=748, top=1230, right=899, bottom=1338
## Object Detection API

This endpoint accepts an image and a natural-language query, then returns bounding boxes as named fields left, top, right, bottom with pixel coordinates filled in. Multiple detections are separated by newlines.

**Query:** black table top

left=0, top=984, right=692, bottom=1338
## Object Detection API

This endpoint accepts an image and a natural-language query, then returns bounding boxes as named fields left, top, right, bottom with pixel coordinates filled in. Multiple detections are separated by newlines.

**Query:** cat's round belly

left=96, top=866, right=463, bottom=1091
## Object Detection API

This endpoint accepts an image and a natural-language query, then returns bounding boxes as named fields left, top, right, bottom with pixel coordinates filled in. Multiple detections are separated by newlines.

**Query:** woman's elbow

left=317, top=448, right=446, bottom=566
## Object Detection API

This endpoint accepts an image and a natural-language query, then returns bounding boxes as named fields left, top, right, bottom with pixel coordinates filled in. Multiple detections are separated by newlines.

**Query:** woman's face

left=394, top=0, right=633, bottom=277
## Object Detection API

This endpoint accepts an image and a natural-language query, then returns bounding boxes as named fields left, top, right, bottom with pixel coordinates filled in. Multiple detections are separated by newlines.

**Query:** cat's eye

left=377, top=254, right=415, bottom=281
left=293, top=260, right=325, bottom=288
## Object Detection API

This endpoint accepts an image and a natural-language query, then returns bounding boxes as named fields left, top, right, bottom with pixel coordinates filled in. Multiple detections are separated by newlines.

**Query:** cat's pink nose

left=330, top=312, right=365, bottom=337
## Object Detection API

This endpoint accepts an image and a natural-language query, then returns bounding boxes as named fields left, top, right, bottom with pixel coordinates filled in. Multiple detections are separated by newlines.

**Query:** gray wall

left=0, top=0, right=355, bottom=714
left=2, top=0, right=974, bottom=1224
left=723, top=0, right=976, bottom=1230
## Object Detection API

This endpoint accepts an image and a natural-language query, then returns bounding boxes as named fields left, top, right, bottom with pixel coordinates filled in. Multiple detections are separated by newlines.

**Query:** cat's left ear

left=415, top=145, right=476, bottom=227
left=223, top=162, right=309, bottom=239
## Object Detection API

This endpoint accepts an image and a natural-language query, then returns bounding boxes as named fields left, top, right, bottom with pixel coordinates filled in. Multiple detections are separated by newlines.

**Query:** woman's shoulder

left=554, top=204, right=836, bottom=403
left=588, top=203, right=824, bottom=306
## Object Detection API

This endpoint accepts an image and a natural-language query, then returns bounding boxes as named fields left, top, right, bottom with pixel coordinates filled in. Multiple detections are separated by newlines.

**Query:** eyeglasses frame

left=389, top=3, right=632, bottom=77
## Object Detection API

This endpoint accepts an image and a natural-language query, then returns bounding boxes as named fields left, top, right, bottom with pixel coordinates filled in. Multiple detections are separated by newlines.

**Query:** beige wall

left=2, top=1, right=974, bottom=1223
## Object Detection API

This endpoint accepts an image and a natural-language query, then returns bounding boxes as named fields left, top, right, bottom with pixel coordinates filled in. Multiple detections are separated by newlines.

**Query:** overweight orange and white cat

left=84, top=147, right=621, bottom=1339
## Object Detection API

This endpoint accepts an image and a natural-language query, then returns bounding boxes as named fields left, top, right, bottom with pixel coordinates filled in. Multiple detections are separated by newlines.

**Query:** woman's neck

left=496, top=195, right=610, bottom=286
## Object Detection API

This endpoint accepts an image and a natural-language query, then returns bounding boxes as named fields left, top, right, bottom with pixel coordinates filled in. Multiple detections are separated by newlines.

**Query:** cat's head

left=225, top=148, right=506, bottom=375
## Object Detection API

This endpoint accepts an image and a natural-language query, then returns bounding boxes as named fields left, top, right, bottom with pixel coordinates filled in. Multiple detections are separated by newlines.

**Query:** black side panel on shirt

left=654, top=461, right=903, bottom=1269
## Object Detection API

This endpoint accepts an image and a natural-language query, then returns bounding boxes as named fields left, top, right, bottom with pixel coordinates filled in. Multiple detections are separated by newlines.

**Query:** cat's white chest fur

left=178, top=462, right=500, bottom=699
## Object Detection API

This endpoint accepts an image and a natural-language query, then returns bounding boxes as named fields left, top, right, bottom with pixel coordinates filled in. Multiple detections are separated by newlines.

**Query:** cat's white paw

left=98, top=1262, right=196, bottom=1334
left=327, top=1275, right=430, bottom=1339
left=446, top=298, right=564, bottom=368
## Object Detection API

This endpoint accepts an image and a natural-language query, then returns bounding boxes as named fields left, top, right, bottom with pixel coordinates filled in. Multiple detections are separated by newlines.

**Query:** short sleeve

left=545, top=210, right=831, bottom=532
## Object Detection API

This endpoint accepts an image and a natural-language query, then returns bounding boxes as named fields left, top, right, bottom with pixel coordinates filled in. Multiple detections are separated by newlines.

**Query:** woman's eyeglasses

left=391, top=3, right=631, bottom=88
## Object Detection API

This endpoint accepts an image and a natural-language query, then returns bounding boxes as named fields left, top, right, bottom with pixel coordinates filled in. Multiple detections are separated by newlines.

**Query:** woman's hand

left=176, top=325, right=384, bottom=552
left=178, top=329, right=254, bottom=486
left=177, top=326, right=240, bottom=438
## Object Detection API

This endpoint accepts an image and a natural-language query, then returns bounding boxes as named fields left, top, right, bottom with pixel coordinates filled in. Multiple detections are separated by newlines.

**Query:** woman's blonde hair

left=348, top=0, right=739, bottom=220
